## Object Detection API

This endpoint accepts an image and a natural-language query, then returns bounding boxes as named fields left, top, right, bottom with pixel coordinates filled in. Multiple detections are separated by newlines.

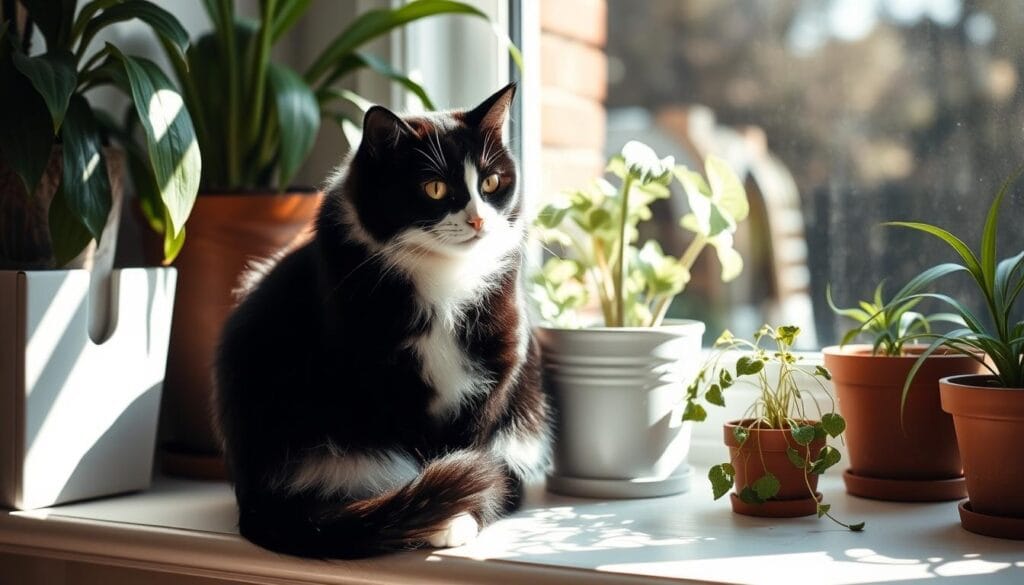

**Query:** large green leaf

left=267, top=62, right=319, bottom=191
left=307, top=0, right=511, bottom=83
left=981, top=166, right=1023, bottom=291
left=21, top=0, right=77, bottom=49
left=59, top=95, right=112, bottom=243
left=11, top=50, right=77, bottom=132
left=0, top=53, right=57, bottom=196
left=79, top=1, right=191, bottom=60
left=340, top=51, right=436, bottom=110
left=108, top=46, right=200, bottom=236
left=705, top=155, right=748, bottom=222
left=884, top=221, right=984, bottom=285
left=270, top=0, right=313, bottom=42
left=48, top=184, right=95, bottom=266
left=71, top=0, right=122, bottom=42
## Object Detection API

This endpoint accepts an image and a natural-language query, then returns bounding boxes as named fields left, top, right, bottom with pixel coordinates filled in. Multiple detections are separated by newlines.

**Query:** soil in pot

left=154, top=190, right=322, bottom=479
left=723, top=420, right=823, bottom=517
left=824, top=345, right=984, bottom=502
left=940, top=375, right=1024, bottom=539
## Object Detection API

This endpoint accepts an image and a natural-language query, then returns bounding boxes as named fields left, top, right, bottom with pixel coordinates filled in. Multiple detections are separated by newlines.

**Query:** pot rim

left=198, top=186, right=322, bottom=196
left=821, top=344, right=981, bottom=360
left=538, top=318, right=705, bottom=335
left=939, top=374, right=1024, bottom=392
left=723, top=418, right=824, bottom=449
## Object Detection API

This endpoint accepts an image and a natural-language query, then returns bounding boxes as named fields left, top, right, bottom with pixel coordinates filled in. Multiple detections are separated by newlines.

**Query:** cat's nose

left=467, top=216, right=485, bottom=232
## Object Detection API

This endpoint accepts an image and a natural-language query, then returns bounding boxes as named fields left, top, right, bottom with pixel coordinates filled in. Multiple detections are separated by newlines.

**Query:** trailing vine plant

left=684, top=325, right=864, bottom=531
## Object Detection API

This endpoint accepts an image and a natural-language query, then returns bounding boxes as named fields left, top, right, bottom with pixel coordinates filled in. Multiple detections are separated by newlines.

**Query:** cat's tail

left=237, top=451, right=508, bottom=559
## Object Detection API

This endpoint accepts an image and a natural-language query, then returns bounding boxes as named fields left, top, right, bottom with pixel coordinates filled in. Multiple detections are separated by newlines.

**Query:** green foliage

left=886, top=173, right=1024, bottom=391
left=158, top=0, right=516, bottom=196
left=533, top=141, right=749, bottom=327
left=688, top=324, right=863, bottom=531
left=827, top=273, right=963, bottom=356
left=0, top=0, right=200, bottom=264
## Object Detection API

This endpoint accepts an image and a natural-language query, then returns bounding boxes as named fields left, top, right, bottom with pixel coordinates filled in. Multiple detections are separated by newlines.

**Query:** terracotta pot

left=824, top=345, right=984, bottom=501
left=158, top=190, right=322, bottom=477
left=940, top=375, right=1024, bottom=538
left=723, top=420, right=823, bottom=517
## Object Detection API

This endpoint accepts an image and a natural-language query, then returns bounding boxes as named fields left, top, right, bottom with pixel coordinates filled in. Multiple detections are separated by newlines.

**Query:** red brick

left=541, top=90, right=606, bottom=149
left=541, top=33, right=608, bottom=102
left=540, top=0, right=607, bottom=48
left=540, top=148, right=606, bottom=199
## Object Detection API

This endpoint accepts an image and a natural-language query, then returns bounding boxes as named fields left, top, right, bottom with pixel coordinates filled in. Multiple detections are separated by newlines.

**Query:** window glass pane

left=605, top=0, right=1024, bottom=346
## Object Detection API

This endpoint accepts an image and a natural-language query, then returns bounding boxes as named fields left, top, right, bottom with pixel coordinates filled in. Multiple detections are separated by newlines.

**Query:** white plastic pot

left=537, top=320, right=704, bottom=498
left=0, top=267, right=176, bottom=509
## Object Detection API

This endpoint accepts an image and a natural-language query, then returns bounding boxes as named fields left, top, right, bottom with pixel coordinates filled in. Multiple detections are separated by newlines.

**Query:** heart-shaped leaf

left=708, top=463, right=735, bottom=500
left=752, top=473, right=780, bottom=501
left=820, top=412, right=846, bottom=437
left=791, top=425, right=816, bottom=446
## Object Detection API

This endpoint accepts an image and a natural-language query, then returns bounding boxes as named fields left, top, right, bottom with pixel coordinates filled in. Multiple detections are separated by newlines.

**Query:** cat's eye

left=423, top=180, right=448, bottom=200
left=481, top=173, right=501, bottom=194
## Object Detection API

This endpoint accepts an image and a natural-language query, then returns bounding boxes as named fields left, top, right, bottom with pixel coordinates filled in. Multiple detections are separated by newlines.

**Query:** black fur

left=214, top=84, right=550, bottom=559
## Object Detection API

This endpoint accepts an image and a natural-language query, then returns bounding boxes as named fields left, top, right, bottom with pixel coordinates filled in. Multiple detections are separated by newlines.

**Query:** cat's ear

left=360, top=106, right=414, bottom=156
left=464, top=82, right=516, bottom=141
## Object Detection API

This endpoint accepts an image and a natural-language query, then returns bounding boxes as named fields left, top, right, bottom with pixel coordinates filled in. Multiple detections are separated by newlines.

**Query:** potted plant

left=0, top=0, right=199, bottom=508
left=141, top=0, right=518, bottom=477
left=687, top=325, right=863, bottom=530
left=531, top=141, right=748, bottom=497
left=887, top=179, right=1024, bottom=539
left=823, top=280, right=984, bottom=501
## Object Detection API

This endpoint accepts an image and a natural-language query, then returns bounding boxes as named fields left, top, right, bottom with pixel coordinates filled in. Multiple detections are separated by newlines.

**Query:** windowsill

left=2, top=470, right=1022, bottom=584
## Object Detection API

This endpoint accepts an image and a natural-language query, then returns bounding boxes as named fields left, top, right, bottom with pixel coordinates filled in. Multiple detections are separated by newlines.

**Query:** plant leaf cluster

left=691, top=324, right=863, bottom=531
left=532, top=141, right=749, bottom=327
left=885, top=172, right=1024, bottom=393
left=0, top=0, right=200, bottom=264
left=827, top=277, right=962, bottom=357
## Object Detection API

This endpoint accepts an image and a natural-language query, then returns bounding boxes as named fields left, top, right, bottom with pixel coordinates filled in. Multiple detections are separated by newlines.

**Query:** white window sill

left=2, top=471, right=1021, bottom=584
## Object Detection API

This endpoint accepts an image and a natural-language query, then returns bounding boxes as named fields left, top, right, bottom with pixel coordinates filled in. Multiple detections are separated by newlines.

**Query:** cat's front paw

left=426, top=513, right=479, bottom=548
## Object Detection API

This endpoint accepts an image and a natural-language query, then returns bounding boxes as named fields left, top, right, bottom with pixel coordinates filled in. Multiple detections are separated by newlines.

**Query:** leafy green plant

left=532, top=141, right=749, bottom=328
left=686, top=325, right=863, bottom=531
left=886, top=173, right=1024, bottom=393
left=827, top=278, right=961, bottom=356
left=0, top=0, right=200, bottom=264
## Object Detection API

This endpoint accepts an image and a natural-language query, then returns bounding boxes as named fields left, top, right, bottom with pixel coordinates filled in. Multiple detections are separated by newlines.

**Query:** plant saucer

left=729, top=492, right=822, bottom=518
left=545, top=466, right=692, bottom=499
left=958, top=500, right=1024, bottom=540
left=843, top=469, right=967, bottom=502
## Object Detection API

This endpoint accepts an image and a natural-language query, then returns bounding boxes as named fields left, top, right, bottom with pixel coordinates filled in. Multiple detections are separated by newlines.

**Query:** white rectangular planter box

left=0, top=268, right=176, bottom=510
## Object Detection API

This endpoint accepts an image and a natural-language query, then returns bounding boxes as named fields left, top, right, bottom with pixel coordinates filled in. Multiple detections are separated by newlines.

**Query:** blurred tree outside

left=605, top=0, right=1024, bottom=345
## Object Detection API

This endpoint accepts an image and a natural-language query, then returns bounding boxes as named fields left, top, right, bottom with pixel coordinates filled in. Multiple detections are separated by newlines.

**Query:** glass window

left=605, top=0, right=1024, bottom=347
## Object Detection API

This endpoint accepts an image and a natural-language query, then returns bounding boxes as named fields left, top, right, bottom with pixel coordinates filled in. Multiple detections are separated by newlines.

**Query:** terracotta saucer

left=843, top=469, right=967, bottom=502
left=958, top=500, right=1024, bottom=540
left=730, top=492, right=822, bottom=517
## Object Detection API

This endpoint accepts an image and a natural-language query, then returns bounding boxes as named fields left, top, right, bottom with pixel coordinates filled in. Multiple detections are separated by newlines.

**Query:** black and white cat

left=214, top=84, right=551, bottom=559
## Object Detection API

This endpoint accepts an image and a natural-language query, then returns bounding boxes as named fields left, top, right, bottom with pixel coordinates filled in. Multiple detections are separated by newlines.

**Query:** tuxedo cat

left=214, top=84, right=551, bottom=559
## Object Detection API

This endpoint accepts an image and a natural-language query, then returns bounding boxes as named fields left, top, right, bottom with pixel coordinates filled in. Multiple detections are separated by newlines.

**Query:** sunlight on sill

left=596, top=549, right=1016, bottom=584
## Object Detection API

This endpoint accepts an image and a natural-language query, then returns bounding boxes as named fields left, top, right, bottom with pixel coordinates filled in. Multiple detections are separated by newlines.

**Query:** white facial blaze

left=462, top=159, right=500, bottom=232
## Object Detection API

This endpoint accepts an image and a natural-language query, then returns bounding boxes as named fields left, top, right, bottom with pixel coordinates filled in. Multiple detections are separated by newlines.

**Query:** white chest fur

left=414, top=318, right=492, bottom=418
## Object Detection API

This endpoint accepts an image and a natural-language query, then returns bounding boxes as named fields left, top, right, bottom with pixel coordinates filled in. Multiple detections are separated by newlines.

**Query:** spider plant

left=887, top=173, right=1024, bottom=397
left=0, top=0, right=200, bottom=264
left=827, top=278, right=961, bottom=356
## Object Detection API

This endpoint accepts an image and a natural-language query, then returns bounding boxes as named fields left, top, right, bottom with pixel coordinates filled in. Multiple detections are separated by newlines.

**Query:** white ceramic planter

left=537, top=320, right=705, bottom=498
left=0, top=268, right=176, bottom=510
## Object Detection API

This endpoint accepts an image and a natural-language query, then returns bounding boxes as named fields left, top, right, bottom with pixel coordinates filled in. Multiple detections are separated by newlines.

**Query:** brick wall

left=539, top=0, right=608, bottom=198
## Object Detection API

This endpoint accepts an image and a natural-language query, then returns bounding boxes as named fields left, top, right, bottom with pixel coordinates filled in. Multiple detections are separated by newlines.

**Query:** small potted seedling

left=823, top=280, right=983, bottom=502
left=532, top=141, right=749, bottom=498
left=688, top=325, right=863, bottom=530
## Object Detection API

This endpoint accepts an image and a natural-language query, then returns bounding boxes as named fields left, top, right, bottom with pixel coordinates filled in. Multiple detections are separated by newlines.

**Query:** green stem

left=614, top=175, right=634, bottom=327
left=679, top=233, right=707, bottom=271
left=247, top=0, right=275, bottom=149
left=217, top=0, right=240, bottom=186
